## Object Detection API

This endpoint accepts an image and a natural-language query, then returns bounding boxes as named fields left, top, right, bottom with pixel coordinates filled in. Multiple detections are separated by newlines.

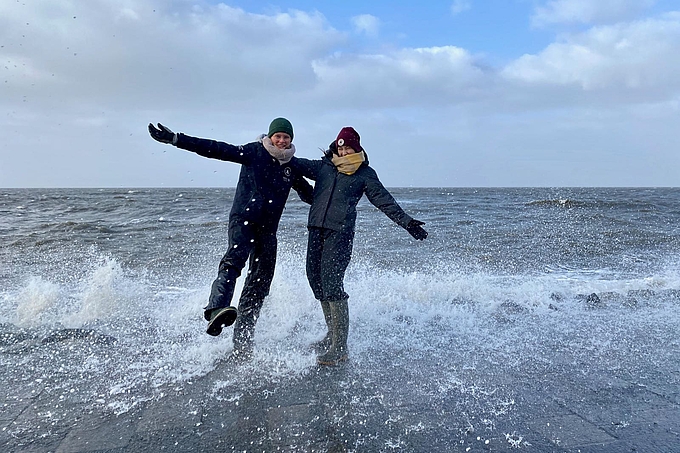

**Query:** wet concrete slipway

left=2, top=292, right=680, bottom=453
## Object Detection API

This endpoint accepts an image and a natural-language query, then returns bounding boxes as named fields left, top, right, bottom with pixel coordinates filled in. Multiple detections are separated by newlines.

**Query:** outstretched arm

left=148, top=122, right=252, bottom=165
left=364, top=168, right=428, bottom=240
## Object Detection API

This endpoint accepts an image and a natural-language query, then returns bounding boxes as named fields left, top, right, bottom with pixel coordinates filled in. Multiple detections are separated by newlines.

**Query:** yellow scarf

left=331, top=151, right=365, bottom=175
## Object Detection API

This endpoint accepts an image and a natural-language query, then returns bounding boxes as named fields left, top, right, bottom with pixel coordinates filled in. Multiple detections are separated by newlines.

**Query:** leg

left=306, top=228, right=333, bottom=351
left=317, top=298, right=349, bottom=366
left=205, top=219, right=255, bottom=336
left=310, top=300, right=333, bottom=353
left=305, top=227, right=325, bottom=301
left=316, top=228, right=354, bottom=365
left=232, top=231, right=277, bottom=358
left=318, top=227, right=354, bottom=303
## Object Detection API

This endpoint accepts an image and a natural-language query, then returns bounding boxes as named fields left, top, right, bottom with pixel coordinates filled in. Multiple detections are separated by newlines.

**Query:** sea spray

left=67, top=257, right=129, bottom=326
left=13, top=276, right=60, bottom=328
left=3, top=187, right=680, bottom=448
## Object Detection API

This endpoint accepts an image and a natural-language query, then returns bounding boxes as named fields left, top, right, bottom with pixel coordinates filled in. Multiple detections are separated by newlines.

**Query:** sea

left=2, top=187, right=680, bottom=449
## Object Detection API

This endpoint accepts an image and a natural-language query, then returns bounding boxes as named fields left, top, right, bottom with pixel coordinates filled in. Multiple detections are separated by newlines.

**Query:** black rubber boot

left=205, top=306, right=237, bottom=337
left=317, top=299, right=349, bottom=366
left=310, top=300, right=333, bottom=353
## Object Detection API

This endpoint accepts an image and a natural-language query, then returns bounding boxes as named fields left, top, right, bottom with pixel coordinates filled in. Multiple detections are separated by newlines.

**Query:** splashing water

left=2, top=187, right=680, bottom=448
left=14, top=277, right=59, bottom=328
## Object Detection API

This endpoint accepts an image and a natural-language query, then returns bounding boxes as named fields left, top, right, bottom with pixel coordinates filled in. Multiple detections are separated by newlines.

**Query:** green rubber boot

left=310, top=301, right=333, bottom=353
left=317, top=299, right=349, bottom=366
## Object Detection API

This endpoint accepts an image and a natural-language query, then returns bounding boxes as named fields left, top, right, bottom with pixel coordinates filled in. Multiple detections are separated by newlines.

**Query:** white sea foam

left=3, top=249, right=680, bottom=419
left=13, top=276, right=60, bottom=328
left=66, top=257, right=129, bottom=326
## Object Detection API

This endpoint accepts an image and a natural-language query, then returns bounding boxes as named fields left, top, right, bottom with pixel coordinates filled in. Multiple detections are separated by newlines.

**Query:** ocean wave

left=525, top=198, right=664, bottom=211
left=526, top=198, right=577, bottom=208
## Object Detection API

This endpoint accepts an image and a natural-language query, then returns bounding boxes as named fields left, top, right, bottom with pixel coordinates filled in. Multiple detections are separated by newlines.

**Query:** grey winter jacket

left=292, top=149, right=414, bottom=233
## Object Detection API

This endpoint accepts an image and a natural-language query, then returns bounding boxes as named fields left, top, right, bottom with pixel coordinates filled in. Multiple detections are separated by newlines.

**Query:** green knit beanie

left=268, top=117, right=294, bottom=140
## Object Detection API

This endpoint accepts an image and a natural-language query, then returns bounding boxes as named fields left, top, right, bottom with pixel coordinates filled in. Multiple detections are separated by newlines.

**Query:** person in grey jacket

left=292, top=126, right=428, bottom=365
left=148, top=118, right=313, bottom=361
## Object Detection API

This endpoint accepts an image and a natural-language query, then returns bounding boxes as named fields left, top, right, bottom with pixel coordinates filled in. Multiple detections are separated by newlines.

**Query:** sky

left=1, top=0, right=679, bottom=188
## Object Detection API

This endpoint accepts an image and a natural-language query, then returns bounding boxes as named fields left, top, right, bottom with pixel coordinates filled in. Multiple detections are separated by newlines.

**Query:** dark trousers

left=306, top=226, right=354, bottom=302
left=206, top=218, right=277, bottom=333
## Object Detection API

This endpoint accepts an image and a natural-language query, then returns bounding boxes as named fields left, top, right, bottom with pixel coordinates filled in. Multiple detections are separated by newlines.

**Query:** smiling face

left=337, top=144, right=356, bottom=157
left=269, top=132, right=291, bottom=150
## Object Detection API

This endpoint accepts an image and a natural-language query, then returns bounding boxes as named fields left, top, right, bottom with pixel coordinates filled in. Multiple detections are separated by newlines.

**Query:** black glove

left=406, top=219, right=428, bottom=240
left=148, top=123, right=177, bottom=144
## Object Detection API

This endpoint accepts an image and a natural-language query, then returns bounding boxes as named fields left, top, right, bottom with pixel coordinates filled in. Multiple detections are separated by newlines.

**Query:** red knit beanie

left=335, top=127, right=362, bottom=152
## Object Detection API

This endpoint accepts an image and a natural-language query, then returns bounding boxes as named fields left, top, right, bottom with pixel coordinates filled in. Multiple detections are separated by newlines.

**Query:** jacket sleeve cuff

left=400, top=215, right=414, bottom=229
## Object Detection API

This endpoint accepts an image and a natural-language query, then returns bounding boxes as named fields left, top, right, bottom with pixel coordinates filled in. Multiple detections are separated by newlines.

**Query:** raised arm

left=174, top=134, right=255, bottom=165
left=148, top=123, right=253, bottom=165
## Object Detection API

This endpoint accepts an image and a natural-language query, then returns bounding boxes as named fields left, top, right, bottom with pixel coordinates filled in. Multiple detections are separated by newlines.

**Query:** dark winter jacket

left=292, top=148, right=414, bottom=233
left=175, top=133, right=314, bottom=231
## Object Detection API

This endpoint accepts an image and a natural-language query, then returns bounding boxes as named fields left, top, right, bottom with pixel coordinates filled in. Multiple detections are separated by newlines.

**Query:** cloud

left=451, top=0, right=472, bottom=16
left=2, top=1, right=680, bottom=187
left=504, top=14, right=680, bottom=98
left=0, top=0, right=344, bottom=111
left=532, top=0, right=656, bottom=27
left=7, top=0, right=674, bottom=121
left=351, top=14, right=380, bottom=36
left=311, top=46, right=488, bottom=109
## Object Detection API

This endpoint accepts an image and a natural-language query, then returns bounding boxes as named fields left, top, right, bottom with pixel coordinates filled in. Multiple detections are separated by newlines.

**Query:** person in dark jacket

left=148, top=118, right=314, bottom=361
left=292, top=126, right=428, bottom=366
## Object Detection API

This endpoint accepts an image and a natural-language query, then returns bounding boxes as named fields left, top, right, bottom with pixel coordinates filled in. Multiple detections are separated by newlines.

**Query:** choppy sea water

left=2, top=187, right=680, bottom=447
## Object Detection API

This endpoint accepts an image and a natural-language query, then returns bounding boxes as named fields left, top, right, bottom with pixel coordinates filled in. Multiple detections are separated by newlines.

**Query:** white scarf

left=260, top=134, right=296, bottom=164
